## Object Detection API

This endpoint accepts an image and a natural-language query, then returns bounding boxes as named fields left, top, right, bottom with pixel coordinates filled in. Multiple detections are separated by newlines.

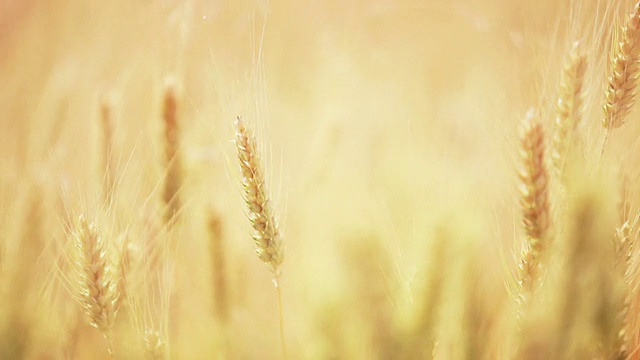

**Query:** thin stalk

left=104, top=331, right=114, bottom=358
left=600, top=128, right=611, bottom=165
left=274, top=277, right=287, bottom=360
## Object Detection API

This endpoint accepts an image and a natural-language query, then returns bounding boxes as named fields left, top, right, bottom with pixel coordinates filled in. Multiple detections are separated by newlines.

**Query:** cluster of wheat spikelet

left=511, top=1, right=640, bottom=358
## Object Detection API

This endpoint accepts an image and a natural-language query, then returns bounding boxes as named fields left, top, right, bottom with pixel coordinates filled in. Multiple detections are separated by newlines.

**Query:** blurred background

left=0, top=0, right=631, bottom=359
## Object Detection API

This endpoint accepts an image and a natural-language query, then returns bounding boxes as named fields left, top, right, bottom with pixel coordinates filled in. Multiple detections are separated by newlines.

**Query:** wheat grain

left=516, top=246, right=537, bottom=298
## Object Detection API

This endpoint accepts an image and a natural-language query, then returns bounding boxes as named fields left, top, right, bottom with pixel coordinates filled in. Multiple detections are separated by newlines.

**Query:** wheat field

left=2, top=0, right=640, bottom=359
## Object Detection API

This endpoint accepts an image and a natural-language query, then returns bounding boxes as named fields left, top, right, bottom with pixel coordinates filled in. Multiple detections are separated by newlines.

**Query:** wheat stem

left=235, top=115, right=287, bottom=358
left=104, top=331, right=115, bottom=358
left=274, top=277, right=287, bottom=360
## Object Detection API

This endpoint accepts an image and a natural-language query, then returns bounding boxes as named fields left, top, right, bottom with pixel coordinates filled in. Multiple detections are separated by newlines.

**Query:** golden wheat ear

left=72, top=215, right=121, bottom=356
left=551, top=41, right=586, bottom=176
left=603, top=1, right=640, bottom=131
left=234, top=116, right=284, bottom=275
left=515, top=110, right=550, bottom=303
left=234, top=115, right=287, bottom=358
left=161, top=79, right=183, bottom=225
left=518, top=110, right=550, bottom=253
left=614, top=203, right=639, bottom=358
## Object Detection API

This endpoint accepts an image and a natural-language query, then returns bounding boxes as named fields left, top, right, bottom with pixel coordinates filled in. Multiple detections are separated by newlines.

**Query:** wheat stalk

left=234, top=115, right=287, bottom=358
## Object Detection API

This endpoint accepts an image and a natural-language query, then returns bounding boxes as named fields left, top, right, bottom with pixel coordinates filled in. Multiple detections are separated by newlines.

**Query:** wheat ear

left=73, top=215, right=120, bottom=356
left=602, top=1, right=640, bottom=155
left=161, top=80, right=183, bottom=225
left=234, top=116, right=284, bottom=275
left=615, top=207, right=638, bottom=358
left=551, top=41, right=586, bottom=176
left=516, top=111, right=550, bottom=294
